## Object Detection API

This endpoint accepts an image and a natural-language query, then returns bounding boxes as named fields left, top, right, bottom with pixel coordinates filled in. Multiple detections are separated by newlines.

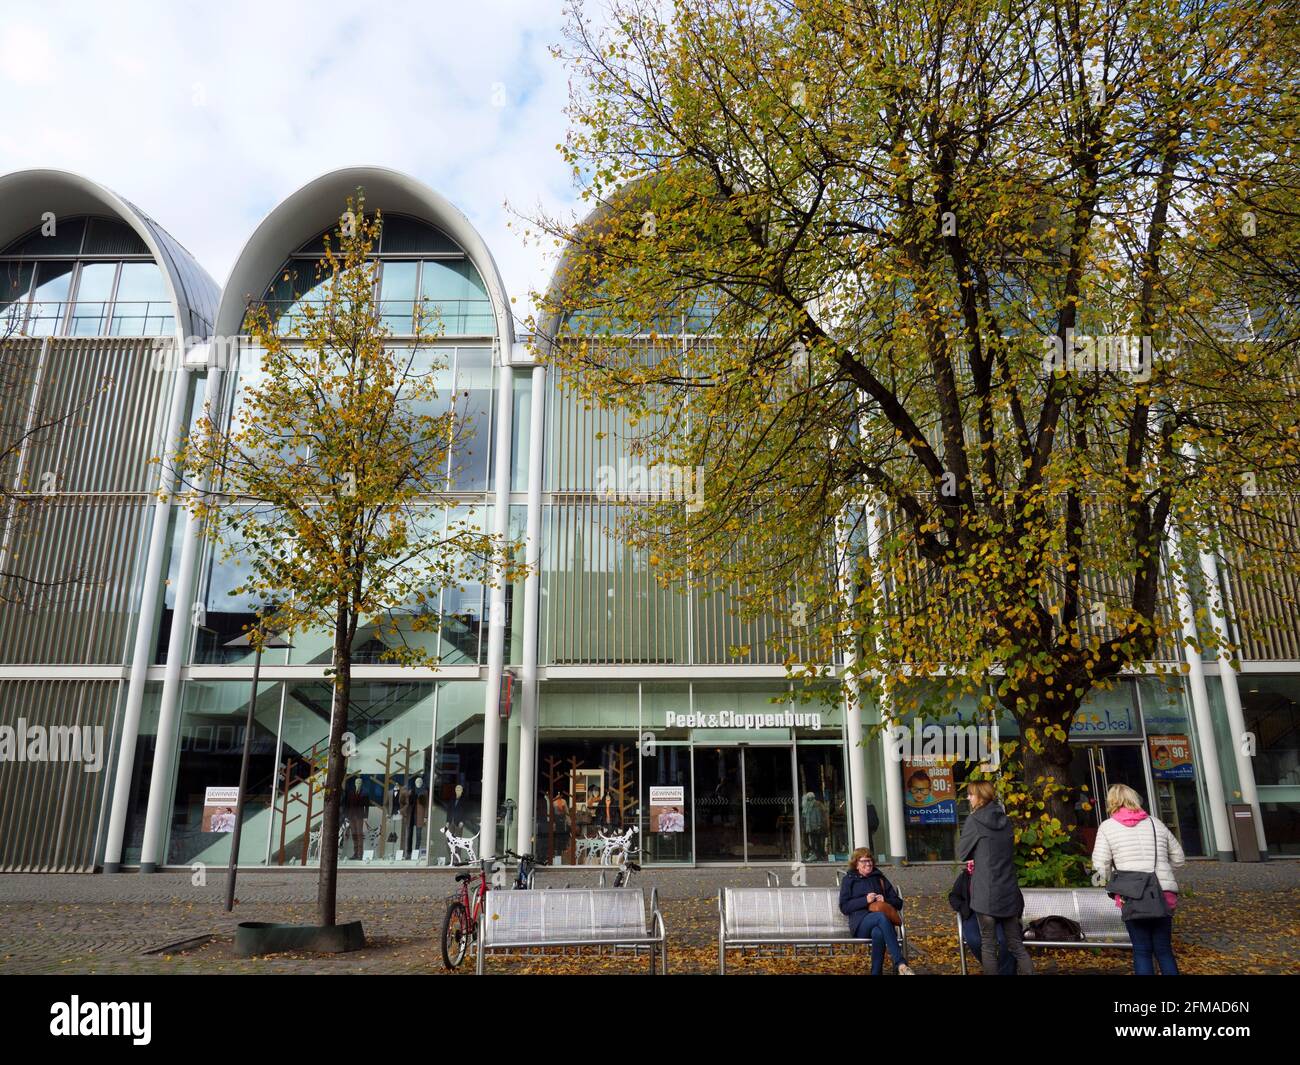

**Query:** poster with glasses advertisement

left=902, top=759, right=957, bottom=824
left=1148, top=735, right=1195, bottom=780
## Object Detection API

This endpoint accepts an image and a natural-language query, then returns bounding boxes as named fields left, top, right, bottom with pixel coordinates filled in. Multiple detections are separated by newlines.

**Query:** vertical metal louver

left=0, top=337, right=171, bottom=663
left=0, top=679, right=120, bottom=871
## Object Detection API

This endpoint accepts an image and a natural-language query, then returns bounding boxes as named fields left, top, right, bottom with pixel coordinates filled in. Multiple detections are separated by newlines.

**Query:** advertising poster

left=649, top=786, right=685, bottom=832
left=902, top=759, right=956, bottom=825
left=1148, top=735, right=1195, bottom=780
left=202, top=786, right=240, bottom=832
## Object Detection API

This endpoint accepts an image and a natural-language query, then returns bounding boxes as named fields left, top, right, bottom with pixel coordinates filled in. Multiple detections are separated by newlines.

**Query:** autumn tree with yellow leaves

left=176, top=196, right=516, bottom=925
left=528, top=0, right=1300, bottom=871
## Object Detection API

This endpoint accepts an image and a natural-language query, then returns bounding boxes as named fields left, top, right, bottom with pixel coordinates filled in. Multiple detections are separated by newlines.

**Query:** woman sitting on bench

left=839, top=848, right=915, bottom=975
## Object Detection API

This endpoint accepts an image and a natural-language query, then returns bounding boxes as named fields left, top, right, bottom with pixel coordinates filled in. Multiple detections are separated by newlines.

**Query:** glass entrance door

left=693, top=747, right=744, bottom=861
left=744, top=747, right=796, bottom=861
left=1069, top=743, right=1152, bottom=852
left=692, top=745, right=797, bottom=862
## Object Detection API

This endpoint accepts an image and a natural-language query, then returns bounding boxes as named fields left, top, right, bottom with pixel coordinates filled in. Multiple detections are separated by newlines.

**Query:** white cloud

left=0, top=0, right=587, bottom=319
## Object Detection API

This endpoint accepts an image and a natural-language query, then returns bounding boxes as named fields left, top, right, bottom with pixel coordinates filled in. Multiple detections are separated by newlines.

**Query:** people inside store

left=1091, top=782, right=1185, bottom=976
left=801, top=790, right=827, bottom=860
left=957, top=780, right=1034, bottom=975
left=838, top=848, right=915, bottom=975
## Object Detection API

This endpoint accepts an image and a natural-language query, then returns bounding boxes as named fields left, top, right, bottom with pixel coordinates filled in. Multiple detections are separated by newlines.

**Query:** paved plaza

left=1, top=860, right=1297, bottom=975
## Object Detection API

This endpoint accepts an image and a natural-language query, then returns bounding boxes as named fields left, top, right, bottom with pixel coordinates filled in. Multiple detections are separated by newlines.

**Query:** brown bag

left=869, top=900, right=902, bottom=926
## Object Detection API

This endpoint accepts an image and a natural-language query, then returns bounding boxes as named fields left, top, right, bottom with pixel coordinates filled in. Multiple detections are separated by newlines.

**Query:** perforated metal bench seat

left=476, top=887, right=667, bottom=974
left=956, top=887, right=1132, bottom=975
left=718, top=887, right=908, bottom=974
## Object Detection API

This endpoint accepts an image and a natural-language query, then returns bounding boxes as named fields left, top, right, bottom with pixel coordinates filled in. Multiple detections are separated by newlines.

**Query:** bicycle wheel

left=441, top=901, right=471, bottom=970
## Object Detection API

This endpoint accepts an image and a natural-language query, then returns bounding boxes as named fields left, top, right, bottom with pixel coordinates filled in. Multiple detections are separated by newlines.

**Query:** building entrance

left=1069, top=742, right=1152, bottom=852
left=692, top=745, right=796, bottom=862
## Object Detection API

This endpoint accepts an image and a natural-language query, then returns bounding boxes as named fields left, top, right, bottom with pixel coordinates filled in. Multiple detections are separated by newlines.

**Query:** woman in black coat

left=838, top=848, right=915, bottom=975
left=956, top=781, right=1034, bottom=975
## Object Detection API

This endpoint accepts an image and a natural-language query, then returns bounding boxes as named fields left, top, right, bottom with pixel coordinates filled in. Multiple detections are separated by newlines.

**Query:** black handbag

left=1105, top=820, right=1169, bottom=921
left=1024, top=915, right=1084, bottom=942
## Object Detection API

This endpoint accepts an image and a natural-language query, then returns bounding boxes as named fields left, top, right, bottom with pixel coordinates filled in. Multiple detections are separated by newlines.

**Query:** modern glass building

left=0, top=166, right=1295, bottom=873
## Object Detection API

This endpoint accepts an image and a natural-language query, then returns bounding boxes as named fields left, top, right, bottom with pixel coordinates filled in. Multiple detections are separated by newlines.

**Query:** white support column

left=515, top=363, right=545, bottom=854
left=834, top=498, right=872, bottom=852
left=139, top=367, right=224, bottom=872
left=867, top=505, right=907, bottom=861
left=1198, top=546, right=1267, bottom=854
left=102, top=357, right=190, bottom=871
left=479, top=355, right=514, bottom=855
left=1167, top=523, right=1234, bottom=860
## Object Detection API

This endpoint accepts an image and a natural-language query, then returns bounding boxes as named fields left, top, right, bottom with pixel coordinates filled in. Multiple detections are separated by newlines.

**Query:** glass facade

left=2, top=172, right=1294, bottom=875
left=0, top=216, right=174, bottom=338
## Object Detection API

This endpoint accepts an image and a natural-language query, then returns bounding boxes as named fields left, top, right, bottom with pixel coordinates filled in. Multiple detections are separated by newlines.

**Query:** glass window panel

left=380, top=261, right=418, bottom=334
left=535, top=732, right=639, bottom=865
left=28, top=260, right=74, bottom=334
left=431, top=680, right=495, bottom=863
left=1, top=261, right=34, bottom=307
left=450, top=347, right=493, bottom=490
left=69, top=261, right=117, bottom=335
left=112, top=266, right=170, bottom=337
left=437, top=505, right=487, bottom=664
left=421, top=260, right=490, bottom=335
left=32, top=260, right=74, bottom=301
left=166, top=679, right=281, bottom=866
left=114, top=261, right=168, bottom=301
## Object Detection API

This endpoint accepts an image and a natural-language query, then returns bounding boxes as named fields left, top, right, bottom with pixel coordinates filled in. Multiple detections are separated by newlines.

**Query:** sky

left=0, top=0, right=582, bottom=321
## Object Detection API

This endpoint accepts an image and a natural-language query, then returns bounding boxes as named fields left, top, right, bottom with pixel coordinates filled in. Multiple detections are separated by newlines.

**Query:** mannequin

left=343, top=776, right=370, bottom=859
left=400, top=775, right=429, bottom=855
left=447, top=783, right=466, bottom=834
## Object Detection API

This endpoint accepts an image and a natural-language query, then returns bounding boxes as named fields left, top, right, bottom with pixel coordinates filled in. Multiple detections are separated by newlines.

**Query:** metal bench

left=476, top=887, right=668, bottom=974
left=957, top=887, right=1132, bottom=974
left=718, top=886, right=909, bottom=975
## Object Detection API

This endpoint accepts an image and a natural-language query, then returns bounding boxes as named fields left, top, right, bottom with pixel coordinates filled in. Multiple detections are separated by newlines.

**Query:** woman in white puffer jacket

left=1091, top=783, right=1186, bottom=975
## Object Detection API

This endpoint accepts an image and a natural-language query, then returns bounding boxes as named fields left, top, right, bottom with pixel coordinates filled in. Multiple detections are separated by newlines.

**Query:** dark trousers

left=963, top=914, right=1016, bottom=975
left=854, top=911, right=905, bottom=975
left=976, top=914, right=1033, bottom=975
left=1126, top=914, right=1178, bottom=975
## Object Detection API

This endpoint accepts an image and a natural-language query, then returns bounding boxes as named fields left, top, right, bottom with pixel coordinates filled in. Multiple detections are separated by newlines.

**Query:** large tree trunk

left=1005, top=682, right=1082, bottom=839
left=317, top=606, right=352, bottom=927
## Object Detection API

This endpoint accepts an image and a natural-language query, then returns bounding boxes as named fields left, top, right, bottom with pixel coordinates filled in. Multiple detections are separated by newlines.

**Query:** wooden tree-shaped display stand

left=608, top=743, right=635, bottom=827
left=563, top=755, right=584, bottom=864
left=274, top=738, right=329, bottom=865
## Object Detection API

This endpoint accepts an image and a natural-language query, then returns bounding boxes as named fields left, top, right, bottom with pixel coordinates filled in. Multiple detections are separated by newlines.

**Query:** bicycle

left=503, top=849, right=540, bottom=889
left=441, top=856, right=492, bottom=970
left=612, top=856, right=640, bottom=888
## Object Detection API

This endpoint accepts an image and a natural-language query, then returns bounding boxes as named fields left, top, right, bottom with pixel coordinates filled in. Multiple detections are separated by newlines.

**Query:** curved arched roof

left=0, top=168, right=219, bottom=345
left=215, top=166, right=514, bottom=353
left=535, top=177, right=660, bottom=356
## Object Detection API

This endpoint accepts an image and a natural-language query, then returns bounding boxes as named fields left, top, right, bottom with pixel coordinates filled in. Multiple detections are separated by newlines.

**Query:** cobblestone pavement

left=1, top=860, right=1297, bottom=975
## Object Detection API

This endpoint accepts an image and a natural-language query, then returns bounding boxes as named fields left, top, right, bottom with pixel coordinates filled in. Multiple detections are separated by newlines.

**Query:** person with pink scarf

left=1091, top=783, right=1186, bottom=975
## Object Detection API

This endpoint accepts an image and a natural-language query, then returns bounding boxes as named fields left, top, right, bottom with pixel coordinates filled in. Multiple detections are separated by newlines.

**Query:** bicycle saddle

left=455, top=872, right=472, bottom=883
